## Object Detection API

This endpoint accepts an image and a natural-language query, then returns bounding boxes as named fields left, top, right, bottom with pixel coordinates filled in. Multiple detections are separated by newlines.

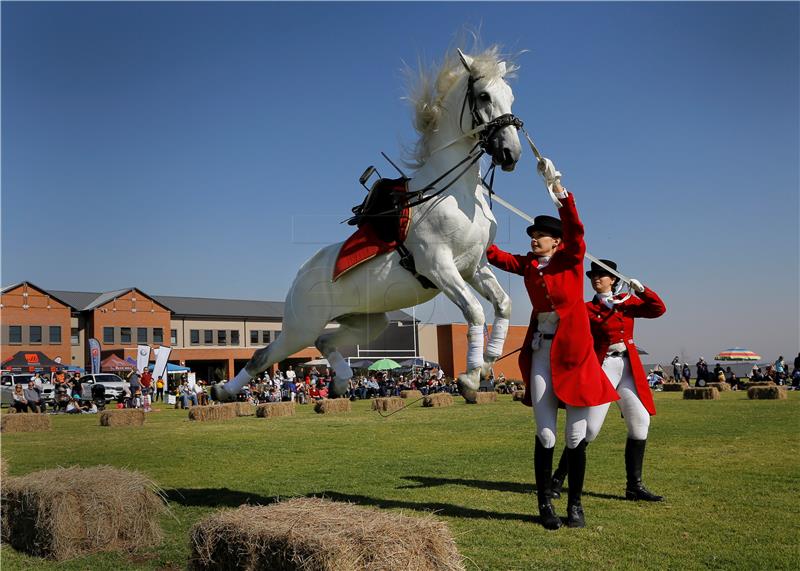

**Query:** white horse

left=214, top=47, right=523, bottom=402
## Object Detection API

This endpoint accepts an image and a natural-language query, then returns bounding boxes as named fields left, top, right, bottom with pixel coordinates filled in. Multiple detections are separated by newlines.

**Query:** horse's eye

left=478, top=92, right=491, bottom=103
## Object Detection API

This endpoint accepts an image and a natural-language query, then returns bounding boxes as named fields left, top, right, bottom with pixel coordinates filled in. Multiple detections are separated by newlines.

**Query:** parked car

left=77, top=374, right=129, bottom=402
left=0, top=372, right=56, bottom=407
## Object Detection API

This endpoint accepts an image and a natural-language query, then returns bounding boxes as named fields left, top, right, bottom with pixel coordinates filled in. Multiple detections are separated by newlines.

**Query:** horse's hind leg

left=214, top=315, right=327, bottom=401
left=315, top=313, right=389, bottom=397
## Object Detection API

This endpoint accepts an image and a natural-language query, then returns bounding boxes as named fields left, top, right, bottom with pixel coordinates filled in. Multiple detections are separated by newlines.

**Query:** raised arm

left=623, top=286, right=667, bottom=319
left=556, top=193, right=586, bottom=264
left=486, top=244, right=529, bottom=276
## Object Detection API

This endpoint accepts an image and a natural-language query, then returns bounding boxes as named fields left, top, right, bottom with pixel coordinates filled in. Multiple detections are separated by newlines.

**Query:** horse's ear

left=457, top=48, right=474, bottom=73
left=498, top=61, right=507, bottom=76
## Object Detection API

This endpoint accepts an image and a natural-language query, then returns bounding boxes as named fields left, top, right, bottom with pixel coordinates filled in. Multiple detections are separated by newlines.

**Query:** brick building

left=2, top=281, right=527, bottom=382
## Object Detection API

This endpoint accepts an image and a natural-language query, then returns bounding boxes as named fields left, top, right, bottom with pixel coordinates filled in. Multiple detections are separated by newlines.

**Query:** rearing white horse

left=213, top=47, right=522, bottom=403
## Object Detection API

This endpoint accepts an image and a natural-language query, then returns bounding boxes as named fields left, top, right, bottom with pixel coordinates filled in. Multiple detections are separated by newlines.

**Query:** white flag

left=152, top=346, right=172, bottom=383
left=136, top=345, right=151, bottom=374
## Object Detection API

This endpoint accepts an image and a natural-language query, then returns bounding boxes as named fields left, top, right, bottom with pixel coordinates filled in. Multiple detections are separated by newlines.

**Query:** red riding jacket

left=585, top=287, right=666, bottom=415
left=487, top=194, right=618, bottom=408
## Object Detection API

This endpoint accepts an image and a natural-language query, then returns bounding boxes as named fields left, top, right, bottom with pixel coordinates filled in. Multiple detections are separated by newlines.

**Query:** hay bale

left=467, top=391, right=497, bottom=405
left=371, top=397, right=405, bottom=413
left=188, top=497, right=464, bottom=571
left=662, top=382, right=688, bottom=392
left=423, top=393, right=454, bottom=408
left=748, top=381, right=776, bottom=387
left=0, top=413, right=52, bottom=434
left=747, top=386, right=788, bottom=400
left=255, top=402, right=296, bottom=418
left=683, top=387, right=720, bottom=400
left=228, top=402, right=255, bottom=417
left=314, top=398, right=351, bottom=415
left=1, top=465, right=165, bottom=560
left=1, top=457, right=8, bottom=481
left=707, top=382, right=732, bottom=392
left=400, top=390, right=423, bottom=399
left=512, top=390, right=526, bottom=401
left=99, top=409, right=145, bottom=427
left=188, top=405, right=238, bottom=422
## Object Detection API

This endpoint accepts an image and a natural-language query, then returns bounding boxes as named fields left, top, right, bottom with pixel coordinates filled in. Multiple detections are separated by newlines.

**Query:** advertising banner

left=88, top=338, right=101, bottom=374
left=152, top=346, right=171, bottom=382
left=136, top=345, right=151, bottom=374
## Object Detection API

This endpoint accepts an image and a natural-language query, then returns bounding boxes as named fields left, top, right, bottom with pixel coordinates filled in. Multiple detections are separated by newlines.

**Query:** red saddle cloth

left=332, top=180, right=410, bottom=281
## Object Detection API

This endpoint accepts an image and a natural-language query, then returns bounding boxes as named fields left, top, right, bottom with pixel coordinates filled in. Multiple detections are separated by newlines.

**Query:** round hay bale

left=371, top=397, right=405, bottom=413
left=467, top=391, right=498, bottom=405
left=747, top=386, right=788, bottom=400
left=0, top=413, right=52, bottom=434
left=188, top=404, right=238, bottom=422
left=255, top=402, right=296, bottom=418
left=1, top=465, right=165, bottom=561
left=314, top=398, right=351, bottom=415
left=707, top=382, right=732, bottom=392
left=423, top=393, right=454, bottom=408
left=512, top=390, right=526, bottom=401
left=99, top=408, right=145, bottom=427
left=400, top=390, right=423, bottom=399
left=188, top=497, right=464, bottom=571
left=683, top=387, right=720, bottom=400
left=662, top=382, right=688, bottom=392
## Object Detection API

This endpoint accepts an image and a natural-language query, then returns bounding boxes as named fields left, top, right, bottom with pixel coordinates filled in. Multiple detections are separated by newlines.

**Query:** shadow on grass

left=314, top=490, right=538, bottom=523
left=164, top=487, right=280, bottom=507
left=397, top=476, right=626, bottom=501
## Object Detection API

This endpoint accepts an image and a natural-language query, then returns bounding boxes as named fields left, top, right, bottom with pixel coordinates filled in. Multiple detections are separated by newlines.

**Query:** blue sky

left=3, top=2, right=798, bottom=365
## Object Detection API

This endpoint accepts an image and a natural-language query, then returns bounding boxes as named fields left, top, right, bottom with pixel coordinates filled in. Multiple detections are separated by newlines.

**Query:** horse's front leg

left=424, top=259, right=486, bottom=403
left=467, top=262, right=512, bottom=381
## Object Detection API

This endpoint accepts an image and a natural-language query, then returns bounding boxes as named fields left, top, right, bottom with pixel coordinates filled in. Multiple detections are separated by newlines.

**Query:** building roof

left=27, top=286, right=415, bottom=323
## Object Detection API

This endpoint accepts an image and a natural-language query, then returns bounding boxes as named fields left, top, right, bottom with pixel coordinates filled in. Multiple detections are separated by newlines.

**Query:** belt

left=607, top=351, right=626, bottom=357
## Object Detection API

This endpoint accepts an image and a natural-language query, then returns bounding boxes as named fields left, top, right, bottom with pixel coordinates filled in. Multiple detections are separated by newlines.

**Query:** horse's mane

left=404, top=45, right=518, bottom=167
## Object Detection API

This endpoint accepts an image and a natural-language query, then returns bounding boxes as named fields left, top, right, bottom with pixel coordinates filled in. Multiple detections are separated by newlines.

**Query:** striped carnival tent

left=714, top=347, right=762, bottom=361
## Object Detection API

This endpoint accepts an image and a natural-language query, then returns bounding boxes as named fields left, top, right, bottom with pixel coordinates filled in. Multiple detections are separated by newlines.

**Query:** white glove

left=629, top=279, right=645, bottom=293
left=537, top=157, right=562, bottom=187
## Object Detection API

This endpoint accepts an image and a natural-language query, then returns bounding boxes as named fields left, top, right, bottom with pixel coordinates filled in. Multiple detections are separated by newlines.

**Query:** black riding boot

left=534, top=437, right=562, bottom=530
left=625, top=438, right=664, bottom=501
left=566, top=439, right=587, bottom=528
left=550, top=446, right=569, bottom=499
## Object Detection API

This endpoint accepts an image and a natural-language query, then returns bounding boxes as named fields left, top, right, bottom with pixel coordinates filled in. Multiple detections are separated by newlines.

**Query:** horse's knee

left=463, top=300, right=485, bottom=327
left=495, top=293, right=512, bottom=319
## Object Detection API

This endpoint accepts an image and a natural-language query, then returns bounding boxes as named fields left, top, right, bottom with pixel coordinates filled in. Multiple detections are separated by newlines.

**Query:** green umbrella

left=368, top=358, right=402, bottom=371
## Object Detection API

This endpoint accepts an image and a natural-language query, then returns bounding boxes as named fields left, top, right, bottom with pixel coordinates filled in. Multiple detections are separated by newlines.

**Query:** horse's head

left=457, top=49, right=522, bottom=172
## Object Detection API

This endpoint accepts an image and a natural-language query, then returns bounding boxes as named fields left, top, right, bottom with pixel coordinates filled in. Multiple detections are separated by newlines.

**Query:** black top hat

left=525, top=215, right=562, bottom=238
left=586, top=259, right=618, bottom=278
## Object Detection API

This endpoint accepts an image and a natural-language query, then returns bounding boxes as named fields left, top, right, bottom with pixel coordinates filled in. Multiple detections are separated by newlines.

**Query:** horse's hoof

left=480, top=358, right=497, bottom=381
left=457, top=368, right=481, bottom=403
left=328, top=378, right=349, bottom=398
left=210, top=383, right=235, bottom=403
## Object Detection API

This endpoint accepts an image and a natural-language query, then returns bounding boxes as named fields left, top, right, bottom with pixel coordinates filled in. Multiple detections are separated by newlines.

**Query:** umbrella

left=303, top=358, right=330, bottom=367
left=349, top=359, right=374, bottom=368
left=368, top=358, right=402, bottom=371
left=101, top=354, right=136, bottom=372
left=1, top=351, right=66, bottom=372
left=714, top=348, right=762, bottom=361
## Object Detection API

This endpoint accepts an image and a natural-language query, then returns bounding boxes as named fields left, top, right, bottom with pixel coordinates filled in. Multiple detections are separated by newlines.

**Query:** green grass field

left=2, top=391, right=798, bottom=570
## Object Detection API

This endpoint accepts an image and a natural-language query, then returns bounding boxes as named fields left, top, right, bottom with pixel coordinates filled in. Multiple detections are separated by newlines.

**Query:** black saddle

left=348, top=177, right=409, bottom=244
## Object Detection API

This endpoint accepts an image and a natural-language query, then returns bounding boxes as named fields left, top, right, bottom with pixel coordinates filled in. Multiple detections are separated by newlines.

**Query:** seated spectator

left=82, top=400, right=98, bottom=414
left=195, top=382, right=208, bottom=406
left=12, top=384, right=29, bottom=413
left=180, top=381, right=198, bottom=408
left=23, top=380, right=45, bottom=413
left=647, top=370, right=664, bottom=389
left=65, top=396, right=82, bottom=414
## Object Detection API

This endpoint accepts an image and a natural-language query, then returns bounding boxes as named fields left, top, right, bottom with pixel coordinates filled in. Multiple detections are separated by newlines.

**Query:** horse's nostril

left=503, top=148, right=514, bottom=165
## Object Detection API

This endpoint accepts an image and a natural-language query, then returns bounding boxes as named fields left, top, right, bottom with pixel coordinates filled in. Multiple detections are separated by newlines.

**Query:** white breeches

left=597, top=355, right=651, bottom=440
left=530, top=340, right=608, bottom=450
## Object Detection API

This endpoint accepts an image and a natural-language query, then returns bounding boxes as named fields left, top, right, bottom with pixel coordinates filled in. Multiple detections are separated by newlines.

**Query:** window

left=170, top=329, right=177, bottom=345
left=190, top=330, right=200, bottom=345
left=217, top=330, right=227, bottom=345
left=30, top=326, right=42, bottom=344
left=49, top=326, right=62, bottom=344
left=250, top=330, right=259, bottom=344
left=230, top=330, right=240, bottom=346
left=262, top=330, right=271, bottom=344
left=103, top=327, right=114, bottom=344
left=273, top=330, right=280, bottom=340
left=120, top=327, right=132, bottom=344
left=71, top=328, right=80, bottom=346
left=137, top=327, right=148, bottom=343
left=204, top=330, right=213, bottom=344
left=9, top=326, right=22, bottom=344
left=153, top=328, right=163, bottom=344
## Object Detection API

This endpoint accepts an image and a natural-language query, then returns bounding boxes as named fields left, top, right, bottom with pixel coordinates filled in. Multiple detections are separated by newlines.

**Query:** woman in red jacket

left=551, top=259, right=666, bottom=502
left=487, top=159, right=618, bottom=530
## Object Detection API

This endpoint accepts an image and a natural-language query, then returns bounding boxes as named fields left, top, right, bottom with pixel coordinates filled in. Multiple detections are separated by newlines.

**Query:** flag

left=88, top=338, right=101, bottom=374
left=152, top=346, right=172, bottom=382
left=136, top=345, right=151, bottom=374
